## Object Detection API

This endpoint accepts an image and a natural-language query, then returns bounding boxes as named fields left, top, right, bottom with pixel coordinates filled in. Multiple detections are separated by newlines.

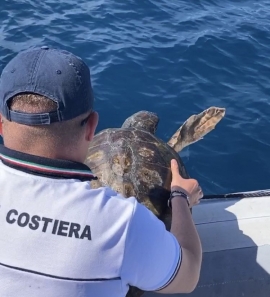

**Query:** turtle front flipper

left=167, top=106, right=225, bottom=153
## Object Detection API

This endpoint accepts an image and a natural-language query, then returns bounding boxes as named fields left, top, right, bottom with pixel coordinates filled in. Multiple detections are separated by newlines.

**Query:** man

left=0, top=46, right=203, bottom=297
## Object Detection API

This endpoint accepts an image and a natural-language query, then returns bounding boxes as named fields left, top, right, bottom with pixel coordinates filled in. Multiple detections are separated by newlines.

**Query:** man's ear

left=85, top=111, right=99, bottom=141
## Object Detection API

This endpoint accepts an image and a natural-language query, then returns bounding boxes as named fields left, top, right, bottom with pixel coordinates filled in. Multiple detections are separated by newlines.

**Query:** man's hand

left=170, top=159, right=203, bottom=207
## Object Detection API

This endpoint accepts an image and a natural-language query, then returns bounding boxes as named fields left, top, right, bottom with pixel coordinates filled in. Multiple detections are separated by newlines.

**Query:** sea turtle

left=85, top=106, right=225, bottom=297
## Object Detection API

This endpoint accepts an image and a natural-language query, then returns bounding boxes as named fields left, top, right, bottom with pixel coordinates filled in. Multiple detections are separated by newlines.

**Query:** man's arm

left=156, top=198, right=202, bottom=294
left=157, top=159, right=203, bottom=294
left=121, top=159, right=203, bottom=294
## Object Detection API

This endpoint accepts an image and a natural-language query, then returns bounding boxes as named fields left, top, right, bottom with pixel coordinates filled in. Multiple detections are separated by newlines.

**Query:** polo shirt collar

left=0, top=145, right=97, bottom=182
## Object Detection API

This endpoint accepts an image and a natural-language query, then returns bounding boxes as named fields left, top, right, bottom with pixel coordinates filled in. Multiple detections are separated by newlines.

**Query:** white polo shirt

left=0, top=145, right=181, bottom=297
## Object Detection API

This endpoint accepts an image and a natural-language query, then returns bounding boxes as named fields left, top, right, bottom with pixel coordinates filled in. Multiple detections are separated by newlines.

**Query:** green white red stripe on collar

left=0, top=145, right=97, bottom=182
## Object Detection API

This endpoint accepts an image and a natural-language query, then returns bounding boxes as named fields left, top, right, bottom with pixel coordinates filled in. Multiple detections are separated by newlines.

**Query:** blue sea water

left=1, top=0, right=270, bottom=196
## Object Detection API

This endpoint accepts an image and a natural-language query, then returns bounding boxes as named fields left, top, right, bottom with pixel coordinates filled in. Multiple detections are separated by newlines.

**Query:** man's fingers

left=170, top=159, right=182, bottom=179
left=198, top=186, right=204, bottom=199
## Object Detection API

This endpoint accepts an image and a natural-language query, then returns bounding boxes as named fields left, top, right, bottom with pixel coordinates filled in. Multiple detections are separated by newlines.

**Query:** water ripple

left=1, top=0, right=270, bottom=193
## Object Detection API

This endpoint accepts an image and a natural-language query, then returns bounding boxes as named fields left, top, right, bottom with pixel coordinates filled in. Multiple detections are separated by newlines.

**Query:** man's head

left=0, top=46, right=99, bottom=162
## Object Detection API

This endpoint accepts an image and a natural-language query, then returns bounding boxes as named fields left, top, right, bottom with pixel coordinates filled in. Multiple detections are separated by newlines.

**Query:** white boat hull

left=144, top=195, right=270, bottom=296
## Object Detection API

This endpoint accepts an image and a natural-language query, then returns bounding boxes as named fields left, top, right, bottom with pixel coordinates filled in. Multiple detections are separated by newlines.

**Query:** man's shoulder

left=88, top=186, right=138, bottom=215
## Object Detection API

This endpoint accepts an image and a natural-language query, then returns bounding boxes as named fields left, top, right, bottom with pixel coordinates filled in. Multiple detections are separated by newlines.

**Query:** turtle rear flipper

left=167, top=107, right=225, bottom=153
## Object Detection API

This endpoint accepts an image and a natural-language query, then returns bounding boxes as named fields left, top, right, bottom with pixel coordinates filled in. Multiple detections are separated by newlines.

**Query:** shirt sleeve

left=120, top=199, right=182, bottom=291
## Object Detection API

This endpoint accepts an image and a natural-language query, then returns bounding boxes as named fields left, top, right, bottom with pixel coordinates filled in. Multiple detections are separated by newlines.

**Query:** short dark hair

left=6, top=93, right=87, bottom=148
left=10, top=93, right=57, bottom=113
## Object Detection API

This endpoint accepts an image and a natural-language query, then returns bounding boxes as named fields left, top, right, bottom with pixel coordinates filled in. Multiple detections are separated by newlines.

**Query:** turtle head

left=168, top=107, right=226, bottom=152
left=121, top=111, right=159, bottom=134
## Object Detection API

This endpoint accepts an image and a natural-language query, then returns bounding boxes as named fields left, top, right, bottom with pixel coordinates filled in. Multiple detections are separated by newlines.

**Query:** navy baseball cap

left=0, top=46, right=94, bottom=125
